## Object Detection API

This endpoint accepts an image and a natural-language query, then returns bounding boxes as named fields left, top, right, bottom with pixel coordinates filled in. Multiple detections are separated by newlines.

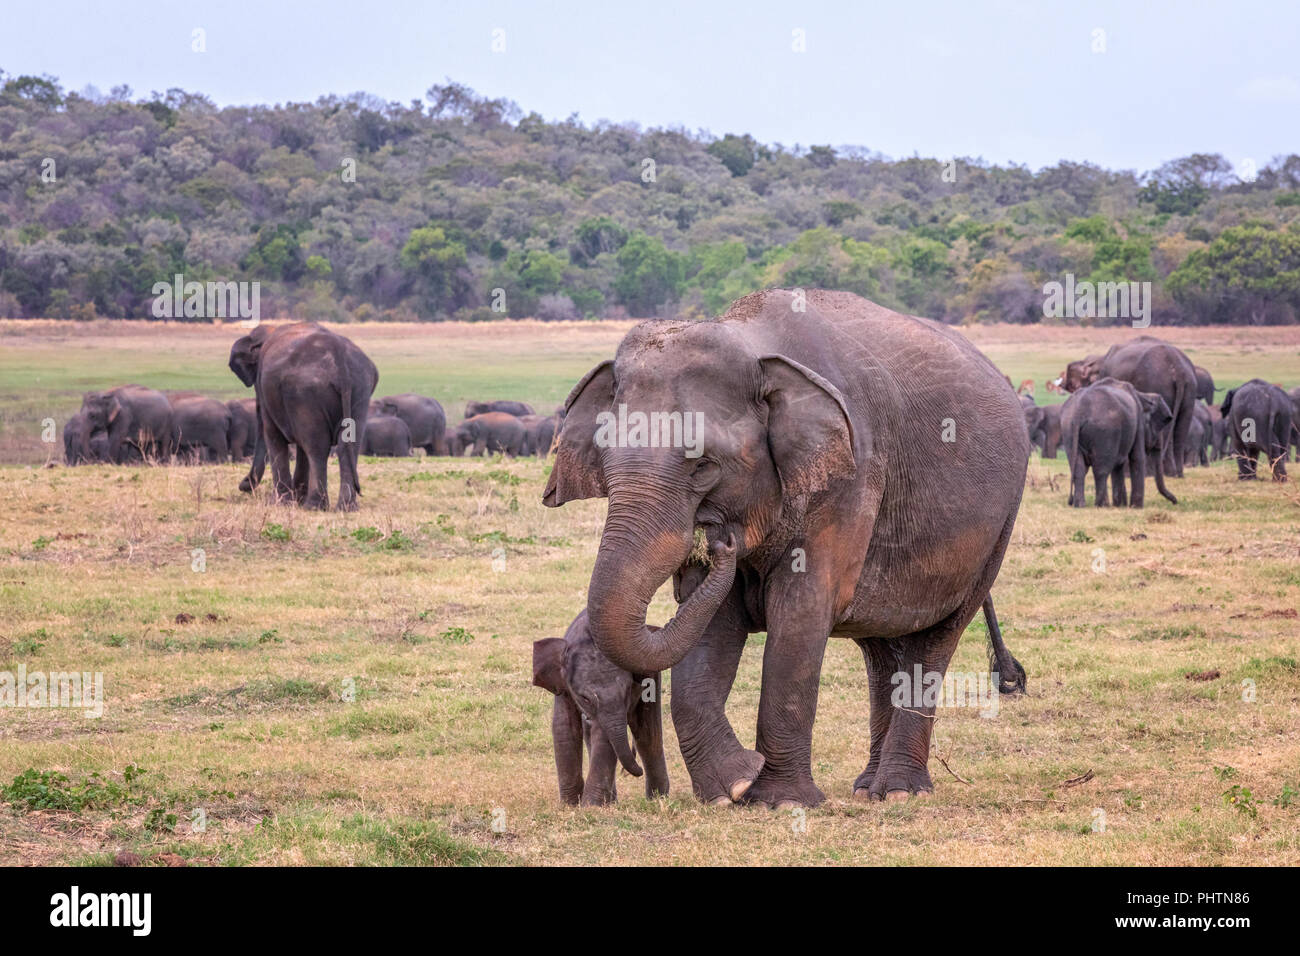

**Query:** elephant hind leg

left=1110, top=463, right=1127, bottom=507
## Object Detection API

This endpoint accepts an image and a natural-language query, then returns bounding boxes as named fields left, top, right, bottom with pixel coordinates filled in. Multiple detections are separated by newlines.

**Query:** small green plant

left=379, top=529, right=415, bottom=551
left=104, top=633, right=127, bottom=648
left=262, top=523, right=291, bottom=542
left=439, top=627, right=475, bottom=644
left=144, top=807, right=177, bottom=832
left=351, top=526, right=383, bottom=543
left=1222, top=784, right=1257, bottom=818
left=1274, top=784, right=1297, bottom=809
left=32, top=535, right=53, bottom=551
left=1213, top=765, right=1238, bottom=781
left=2, top=765, right=145, bottom=813
left=258, top=629, right=281, bottom=644
left=1070, top=530, right=1094, bottom=543
left=14, top=629, right=48, bottom=655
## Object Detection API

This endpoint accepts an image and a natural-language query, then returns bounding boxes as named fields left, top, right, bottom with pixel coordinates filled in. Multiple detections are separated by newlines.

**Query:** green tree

left=614, top=233, right=685, bottom=315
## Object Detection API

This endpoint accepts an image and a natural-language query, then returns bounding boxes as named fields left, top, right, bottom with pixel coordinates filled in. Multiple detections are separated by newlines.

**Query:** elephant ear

left=106, top=396, right=121, bottom=424
left=544, top=360, right=613, bottom=507
left=759, top=355, right=856, bottom=498
left=229, top=326, right=270, bottom=387
left=532, top=638, right=567, bottom=696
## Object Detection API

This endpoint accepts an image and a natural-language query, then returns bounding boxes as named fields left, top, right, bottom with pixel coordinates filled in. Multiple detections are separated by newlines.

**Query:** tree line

left=2, top=72, right=1299, bottom=324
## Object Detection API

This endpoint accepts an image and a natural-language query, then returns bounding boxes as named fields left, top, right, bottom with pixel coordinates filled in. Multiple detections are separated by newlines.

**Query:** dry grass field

left=0, top=319, right=1298, bottom=866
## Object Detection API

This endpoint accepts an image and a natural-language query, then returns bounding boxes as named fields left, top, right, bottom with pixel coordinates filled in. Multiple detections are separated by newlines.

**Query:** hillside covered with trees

left=2, top=71, right=1300, bottom=324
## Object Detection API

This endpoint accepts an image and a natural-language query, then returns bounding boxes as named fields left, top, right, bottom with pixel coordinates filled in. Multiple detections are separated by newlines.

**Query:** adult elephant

left=1221, top=379, right=1293, bottom=481
left=63, top=411, right=108, bottom=465
left=465, top=399, right=534, bottom=418
left=545, top=289, right=1029, bottom=807
left=226, top=398, right=258, bottom=460
left=377, top=393, right=446, bottom=455
left=79, top=385, right=178, bottom=464
left=459, top=412, right=526, bottom=456
left=360, top=415, right=413, bottom=457
left=229, top=322, right=378, bottom=510
left=169, top=394, right=232, bottom=462
left=1058, top=336, right=1197, bottom=478
left=1193, top=365, right=1217, bottom=403
left=1061, top=378, right=1175, bottom=507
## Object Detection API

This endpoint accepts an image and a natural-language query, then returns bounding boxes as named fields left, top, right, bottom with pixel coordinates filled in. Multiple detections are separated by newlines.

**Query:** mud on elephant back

left=544, top=289, right=1028, bottom=808
left=229, top=322, right=379, bottom=510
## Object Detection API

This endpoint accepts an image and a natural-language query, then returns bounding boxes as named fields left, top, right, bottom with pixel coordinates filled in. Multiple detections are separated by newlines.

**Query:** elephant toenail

left=885, top=789, right=911, bottom=802
left=729, top=779, right=754, bottom=802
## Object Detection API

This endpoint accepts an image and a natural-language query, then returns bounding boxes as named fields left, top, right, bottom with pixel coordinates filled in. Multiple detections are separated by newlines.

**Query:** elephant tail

left=982, top=595, right=1026, bottom=695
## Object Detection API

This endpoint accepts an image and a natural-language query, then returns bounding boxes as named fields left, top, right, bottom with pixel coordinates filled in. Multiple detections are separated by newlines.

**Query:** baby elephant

left=532, top=610, right=669, bottom=806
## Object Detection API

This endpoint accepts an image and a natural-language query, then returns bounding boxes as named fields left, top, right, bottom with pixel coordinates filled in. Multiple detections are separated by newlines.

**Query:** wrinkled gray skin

left=360, top=415, right=413, bottom=456
left=532, top=610, right=669, bottom=806
left=546, top=289, right=1028, bottom=807
left=63, top=411, right=108, bottom=465
left=79, top=385, right=178, bottom=464
left=1222, top=379, right=1292, bottom=481
left=226, top=398, right=258, bottom=461
left=1061, top=377, right=1175, bottom=507
left=1061, top=337, right=1197, bottom=478
left=169, top=394, right=233, bottom=463
left=230, top=322, right=379, bottom=510
left=464, top=399, right=534, bottom=419
left=459, top=412, right=526, bottom=456
left=377, top=393, right=446, bottom=455
left=518, top=414, right=559, bottom=457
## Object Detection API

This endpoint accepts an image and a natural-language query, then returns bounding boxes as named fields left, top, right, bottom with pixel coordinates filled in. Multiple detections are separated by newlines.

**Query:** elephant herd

left=1015, top=335, right=1299, bottom=508
left=51, top=297, right=1300, bottom=813
left=60, top=321, right=564, bottom=510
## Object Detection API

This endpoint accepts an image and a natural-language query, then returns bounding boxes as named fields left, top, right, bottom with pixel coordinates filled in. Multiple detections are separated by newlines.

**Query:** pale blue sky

left=3, top=0, right=1296, bottom=173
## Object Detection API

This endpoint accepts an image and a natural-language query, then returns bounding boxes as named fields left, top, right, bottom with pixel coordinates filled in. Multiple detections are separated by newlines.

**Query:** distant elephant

left=464, top=399, right=534, bottom=419
left=360, top=415, right=413, bottom=456
left=459, top=412, right=526, bottom=456
left=226, top=398, right=258, bottom=461
left=1061, top=377, right=1176, bottom=507
left=63, top=411, right=108, bottom=465
left=1221, top=379, right=1292, bottom=481
left=169, top=394, right=232, bottom=463
left=1186, top=402, right=1213, bottom=467
left=1058, top=336, right=1197, bottom=478
left=229, top=322, right=379, bottom=510
left=1037, top=404, right=1062, bottom=458
left=1019, top=395, right=1044, bottom=446
left=377, top=393, right=446, bottom=455
left=79, top=385, right=178, bottom=464
left=545, top=289, right=1028, bottom=807
left=532, top=609, right=669, bottom=806
left=1288, top=386, right=1300, bottom=461
left=518, top=414, right=559, bottom=457
left=1193, top=365, right=1216, bottom=403
left=444, top=424, right=470, bottom=457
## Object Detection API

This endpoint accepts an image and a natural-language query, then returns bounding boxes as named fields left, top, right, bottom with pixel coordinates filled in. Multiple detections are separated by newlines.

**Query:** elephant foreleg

left=669, top=575, right=763, bottom=804
left=581, top=718, right=619, bottom=806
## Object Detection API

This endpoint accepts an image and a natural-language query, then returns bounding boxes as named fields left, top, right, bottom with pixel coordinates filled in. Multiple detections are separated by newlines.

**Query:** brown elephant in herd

left=545, top=289, right=1028, bottom=808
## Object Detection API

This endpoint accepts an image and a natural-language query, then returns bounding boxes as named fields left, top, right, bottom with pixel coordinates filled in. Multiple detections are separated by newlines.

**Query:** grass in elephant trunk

left=0, top=321, right=1298, bottom=865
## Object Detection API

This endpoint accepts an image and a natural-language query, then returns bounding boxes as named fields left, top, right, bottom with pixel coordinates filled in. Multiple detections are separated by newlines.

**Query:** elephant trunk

left=596, top=708, right=642, bottom=777
left=585, top=491, right=737, bottom=675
